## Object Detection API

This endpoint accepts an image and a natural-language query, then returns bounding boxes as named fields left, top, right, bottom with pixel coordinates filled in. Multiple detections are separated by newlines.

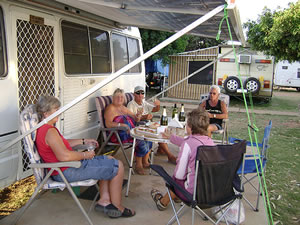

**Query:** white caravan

left=216, top=46, right=275, bottom=99
left=0, top=0, right=244, bottom=190
left=274, top=61, right=300, bottom=91
left=0, top=0, right=145, bottom=189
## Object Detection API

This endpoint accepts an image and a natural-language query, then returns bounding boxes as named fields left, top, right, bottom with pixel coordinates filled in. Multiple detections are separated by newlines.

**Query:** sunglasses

left=209, top=92, right=217, bottom=95
left=135, top=91, right=144, bottom=95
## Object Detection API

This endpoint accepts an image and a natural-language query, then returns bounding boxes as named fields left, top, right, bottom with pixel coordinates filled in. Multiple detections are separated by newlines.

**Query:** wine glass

left=86, top=142, right=97, bottom=151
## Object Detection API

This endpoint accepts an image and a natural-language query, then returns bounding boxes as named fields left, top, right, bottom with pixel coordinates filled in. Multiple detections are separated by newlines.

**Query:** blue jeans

left=52, top=155, right=119, bottom=182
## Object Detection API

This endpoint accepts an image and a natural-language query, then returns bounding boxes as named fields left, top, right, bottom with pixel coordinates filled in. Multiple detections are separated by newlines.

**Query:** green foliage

left=140, top=29, right=189, bottom=65
left=245, top=2, right=300, bottom=62
left=140, top=29, right=221, bottom=65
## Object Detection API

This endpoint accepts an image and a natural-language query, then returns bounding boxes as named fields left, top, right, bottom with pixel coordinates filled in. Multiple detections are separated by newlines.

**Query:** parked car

left=146, top=72, right=165, bottom=93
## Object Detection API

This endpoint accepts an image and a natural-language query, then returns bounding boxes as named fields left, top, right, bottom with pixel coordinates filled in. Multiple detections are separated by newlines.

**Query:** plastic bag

left=212, top=199, right=245, bottom=224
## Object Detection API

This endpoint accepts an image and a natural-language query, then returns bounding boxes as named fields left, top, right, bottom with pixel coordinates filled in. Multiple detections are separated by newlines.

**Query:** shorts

left=52, top=155, right=119, bottom=182
left=212, top=123, right=222, bottom=130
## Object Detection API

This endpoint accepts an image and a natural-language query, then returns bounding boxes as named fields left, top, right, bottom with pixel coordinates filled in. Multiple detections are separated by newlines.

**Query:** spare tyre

left=224, top=76, right=241, bottom=93
left=244, top=77, right=261, bottom=94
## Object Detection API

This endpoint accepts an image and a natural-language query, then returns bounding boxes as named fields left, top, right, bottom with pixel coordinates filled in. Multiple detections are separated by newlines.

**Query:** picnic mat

left=78, top=179, right=128, bottom=201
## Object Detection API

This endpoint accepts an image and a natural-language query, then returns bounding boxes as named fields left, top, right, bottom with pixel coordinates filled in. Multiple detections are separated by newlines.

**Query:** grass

left=229, top=91, right=299, bottom=112
left=151, top=88, right=300, bottom=224
left=227, top=113, right=300, bottom=225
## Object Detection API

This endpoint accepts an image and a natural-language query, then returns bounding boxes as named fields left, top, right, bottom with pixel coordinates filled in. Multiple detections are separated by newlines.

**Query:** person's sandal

left=135, top=166, right=145, bottom=175
left=151, top=189, right=167, bottom=211
left=104, top=204, right=122, bottom=218
left=121, top=208, right=136, bottom=217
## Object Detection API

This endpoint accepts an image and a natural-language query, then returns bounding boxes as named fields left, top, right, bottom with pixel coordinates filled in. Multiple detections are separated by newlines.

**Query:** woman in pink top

left=151, top=108, right=215, bottom=211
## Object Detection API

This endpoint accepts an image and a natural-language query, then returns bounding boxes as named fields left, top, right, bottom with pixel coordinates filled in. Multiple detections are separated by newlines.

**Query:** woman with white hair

left=199, top=85, right=228, bottom=137
left=35, top=95, right=135, bottom=218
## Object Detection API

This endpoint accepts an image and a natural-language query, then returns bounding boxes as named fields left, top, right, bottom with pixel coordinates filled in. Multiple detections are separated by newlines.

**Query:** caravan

left=0, top=0, right=244, bottom=191
left=274, top=61, right=300, bottom=91
left=216, top=46, right=275, bottom=99
left=0, top=0, right=145, bottom=189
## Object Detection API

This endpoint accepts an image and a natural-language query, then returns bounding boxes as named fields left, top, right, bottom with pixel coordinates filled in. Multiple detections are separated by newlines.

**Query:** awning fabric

left=56, top=0, right=245, bottom=44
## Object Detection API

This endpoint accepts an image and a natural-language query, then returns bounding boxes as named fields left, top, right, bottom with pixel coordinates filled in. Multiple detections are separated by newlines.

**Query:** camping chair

left=200, top=93, right=230, bottom=144
left=150, top=140, right=247, bottom=225
left=95, top=93, right=134, bottom=166
left=15, top=104, right=98, bottom=225
left=229, top=120, right=272, bottom=211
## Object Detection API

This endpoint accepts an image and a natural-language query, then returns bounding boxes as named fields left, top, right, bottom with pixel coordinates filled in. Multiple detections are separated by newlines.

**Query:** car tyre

left=224, top=76, right=241, bottom=93
left=244, top=77, right=261, bottom=94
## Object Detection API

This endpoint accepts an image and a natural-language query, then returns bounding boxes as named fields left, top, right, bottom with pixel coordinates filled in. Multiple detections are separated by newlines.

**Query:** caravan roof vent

left=238, top=55, right=251, bottom=64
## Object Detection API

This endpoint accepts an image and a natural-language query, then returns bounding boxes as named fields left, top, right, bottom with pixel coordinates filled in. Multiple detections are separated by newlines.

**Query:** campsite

left=0, top=0, right=299, bottom=225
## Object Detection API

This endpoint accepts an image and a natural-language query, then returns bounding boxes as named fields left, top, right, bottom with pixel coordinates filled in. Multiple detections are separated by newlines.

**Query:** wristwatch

left=213, top=114, right=216, bottom=118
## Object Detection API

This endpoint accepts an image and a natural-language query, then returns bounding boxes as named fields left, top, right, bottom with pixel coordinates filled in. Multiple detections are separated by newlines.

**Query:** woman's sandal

left=121, top=208, right=136, bottom=217
left=135, top=166, right=145, bottom=175
left=150, top=189, right=167, bottom=211
left=104, top=204, right=135, bottom=218
left=104, top=204, right=122, bottom=218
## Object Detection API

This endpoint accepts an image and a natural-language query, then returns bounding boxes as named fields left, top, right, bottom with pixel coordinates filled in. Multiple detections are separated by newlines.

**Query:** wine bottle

left=179, top=104, right=185, bottom=122
left=172, top=103, right=178, bottom=119
left=160, top=106, right=168, bottom=126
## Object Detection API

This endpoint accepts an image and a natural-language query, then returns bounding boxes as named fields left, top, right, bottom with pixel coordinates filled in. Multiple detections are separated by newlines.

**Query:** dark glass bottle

left=172, top=104, right=178, bottom=119
left=179, top=104, right=185, bottom=122
left=160, top=106, right=168, bottom=126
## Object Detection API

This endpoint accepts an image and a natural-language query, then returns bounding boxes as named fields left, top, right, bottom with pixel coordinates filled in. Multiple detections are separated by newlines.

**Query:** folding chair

left=229, top=120, right=272, bottom=211
left=200, top=93, right=230, bottom=143
left=150, top=140, right=247, bottom=225
left=15, top=104, right=98, bottom=225
left=95, top=93, right=134, bottom=166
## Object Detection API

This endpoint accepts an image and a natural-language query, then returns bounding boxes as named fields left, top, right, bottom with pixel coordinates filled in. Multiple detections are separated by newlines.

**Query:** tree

left=245, top=2, right=300, bottom=62
left=140, top=29, right=221, bottom=65
left=140, top=29, right=189, bottom=65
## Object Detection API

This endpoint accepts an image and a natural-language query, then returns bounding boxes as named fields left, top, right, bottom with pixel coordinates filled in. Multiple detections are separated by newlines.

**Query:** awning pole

left=0, top=4, right=225, bottom=152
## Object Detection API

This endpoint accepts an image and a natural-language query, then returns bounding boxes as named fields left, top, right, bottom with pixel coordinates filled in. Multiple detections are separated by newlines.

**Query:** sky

left=236, top=0, right=298, bottom=24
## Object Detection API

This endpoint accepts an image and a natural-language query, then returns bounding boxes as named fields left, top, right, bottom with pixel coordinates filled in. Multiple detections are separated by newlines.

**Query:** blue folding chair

left=229, top=120, right=272, bottom=211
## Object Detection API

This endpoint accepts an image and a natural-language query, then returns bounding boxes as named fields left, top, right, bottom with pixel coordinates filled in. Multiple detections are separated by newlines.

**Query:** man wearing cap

left=127, top=86, right=177, bottom=164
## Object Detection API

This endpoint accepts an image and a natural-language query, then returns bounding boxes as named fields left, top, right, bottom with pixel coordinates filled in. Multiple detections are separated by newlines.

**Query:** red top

left=36, top=124, right=73, bottom=176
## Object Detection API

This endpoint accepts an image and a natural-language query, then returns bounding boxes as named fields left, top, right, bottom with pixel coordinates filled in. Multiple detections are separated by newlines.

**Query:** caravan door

left=0, top=5, right=58, bottom=189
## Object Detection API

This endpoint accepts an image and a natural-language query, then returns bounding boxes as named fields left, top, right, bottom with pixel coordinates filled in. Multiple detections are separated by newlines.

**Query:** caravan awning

left=56, top=0, right=245, bottom=44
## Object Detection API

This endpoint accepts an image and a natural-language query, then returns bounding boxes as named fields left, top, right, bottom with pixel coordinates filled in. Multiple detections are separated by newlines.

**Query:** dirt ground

left=272, top=87, right=300, bottom=97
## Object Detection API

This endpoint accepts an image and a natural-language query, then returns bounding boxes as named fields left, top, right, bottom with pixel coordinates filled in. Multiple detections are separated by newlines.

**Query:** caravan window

left=90, top=27, right=110, bottom=73
left=61, top=21, right=110, bottom=75
left=127, top=37, right=141, bottom=73
left=188, top=61, right=213, bottom=85
left=112, top=33, right=141, bottom=73
left=62, top=21, right=90, bottom=74
left=0, top=7, right=7, bottom=77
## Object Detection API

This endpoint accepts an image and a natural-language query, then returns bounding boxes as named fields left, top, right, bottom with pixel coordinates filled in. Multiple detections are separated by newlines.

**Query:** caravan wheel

left=296, top=87, right=300, bottom=92
left=244, top=77, right=261, bottom=94
left=224, top=76, right=241, bottom=93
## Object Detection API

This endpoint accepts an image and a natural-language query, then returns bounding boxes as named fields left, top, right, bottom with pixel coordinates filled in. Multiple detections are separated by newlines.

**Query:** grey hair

left=35, top=96, right=61, bottom=122
left=113, top=88, right=125, bottom=96
left=210, top=85, right=220, bottom=94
